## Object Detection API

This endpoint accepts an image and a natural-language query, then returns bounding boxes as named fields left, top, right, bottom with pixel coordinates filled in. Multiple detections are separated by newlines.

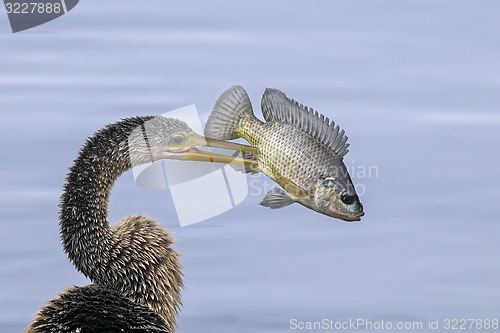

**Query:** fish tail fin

left=204, top=85, right=256, bottom=140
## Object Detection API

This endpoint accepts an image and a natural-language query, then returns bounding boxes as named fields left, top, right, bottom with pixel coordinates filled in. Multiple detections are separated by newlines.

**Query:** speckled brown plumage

left=27, top=284, right=169, bottom=333
left=27, top=117, right=187, bottom=333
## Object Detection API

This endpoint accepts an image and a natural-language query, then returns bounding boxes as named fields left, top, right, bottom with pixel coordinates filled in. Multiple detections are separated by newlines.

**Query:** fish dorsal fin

left=261, top=88, right=350, bottom=158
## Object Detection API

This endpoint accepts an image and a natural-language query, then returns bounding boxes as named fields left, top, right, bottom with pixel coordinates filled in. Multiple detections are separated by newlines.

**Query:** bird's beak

left=201, top=136, right=258, bottom=152
left=163, top=134, right=258, bottom=166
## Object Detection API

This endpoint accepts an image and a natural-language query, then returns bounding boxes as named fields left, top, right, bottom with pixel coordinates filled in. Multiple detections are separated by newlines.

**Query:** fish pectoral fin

left=260, top=188, right=295, bottom=209
left=229, top=150, right=260, bottom=174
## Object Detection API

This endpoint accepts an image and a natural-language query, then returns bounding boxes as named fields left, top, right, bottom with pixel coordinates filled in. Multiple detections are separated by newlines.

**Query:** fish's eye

left=172, top=134, right=185, bottom=145
left=341, top=194, right=356, bottom=205
left=322, top=179, right=335, bottom=188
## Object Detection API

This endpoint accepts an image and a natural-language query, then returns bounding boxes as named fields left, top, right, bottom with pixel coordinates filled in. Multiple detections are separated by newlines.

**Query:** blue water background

left=1, top=1, right=499, bottom=332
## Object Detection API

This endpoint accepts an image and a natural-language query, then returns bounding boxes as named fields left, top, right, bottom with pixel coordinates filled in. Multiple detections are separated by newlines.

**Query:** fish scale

left=204, top=85, right=364, bottom=221
left=244, top=121, right=330, bottom=191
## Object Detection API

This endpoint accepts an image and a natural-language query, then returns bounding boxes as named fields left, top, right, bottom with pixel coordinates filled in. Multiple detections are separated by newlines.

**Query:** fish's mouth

left=332, top=209, right=364, bottom=222
left=162, top=135, right=258, bottom=166
left=351, top=210, right=365, bottom=221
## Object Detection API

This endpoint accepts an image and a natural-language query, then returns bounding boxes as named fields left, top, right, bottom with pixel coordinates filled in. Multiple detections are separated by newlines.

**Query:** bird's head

left=127, top=116, right=257, bottom=167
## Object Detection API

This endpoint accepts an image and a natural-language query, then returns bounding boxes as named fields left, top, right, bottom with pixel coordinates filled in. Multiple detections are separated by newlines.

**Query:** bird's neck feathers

left=59, top=117, right=183, bottom=332
left=60, top=117, right=147, bottom=276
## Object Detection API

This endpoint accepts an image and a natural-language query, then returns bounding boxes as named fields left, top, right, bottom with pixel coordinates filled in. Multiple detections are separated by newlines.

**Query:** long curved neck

left=60, top=117, right=146, bottom=277
left=59, top=117, right=183, bottom=332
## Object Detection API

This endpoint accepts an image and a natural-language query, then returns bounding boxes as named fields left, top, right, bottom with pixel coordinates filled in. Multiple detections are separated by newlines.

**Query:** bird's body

left=204, top=86, right=364, bottom=221
left=27, top=116, right=257, bottom=333
left=27, top=284, right=169, bottom=333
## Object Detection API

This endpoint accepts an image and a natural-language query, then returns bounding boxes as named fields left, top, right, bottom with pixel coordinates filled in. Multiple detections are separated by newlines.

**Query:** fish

left=204, top=85, right=364, bottom=222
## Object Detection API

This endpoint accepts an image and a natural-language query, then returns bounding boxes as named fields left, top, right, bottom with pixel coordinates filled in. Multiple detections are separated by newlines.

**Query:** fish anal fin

left=260, top=187, right=295, bottom=209
left=229, top=150, right=260, bottom=174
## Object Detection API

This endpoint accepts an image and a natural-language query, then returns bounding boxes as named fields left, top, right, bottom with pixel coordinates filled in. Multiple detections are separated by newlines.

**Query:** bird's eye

left=341, top=194, right=356, bottom=205
left=172, top=134, right=185, bottom=145
left=322, top=179, right=335, bottom=188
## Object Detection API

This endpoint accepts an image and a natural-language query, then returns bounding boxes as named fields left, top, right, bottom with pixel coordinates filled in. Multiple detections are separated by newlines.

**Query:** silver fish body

left=204, top=85, right=364, bottom=221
